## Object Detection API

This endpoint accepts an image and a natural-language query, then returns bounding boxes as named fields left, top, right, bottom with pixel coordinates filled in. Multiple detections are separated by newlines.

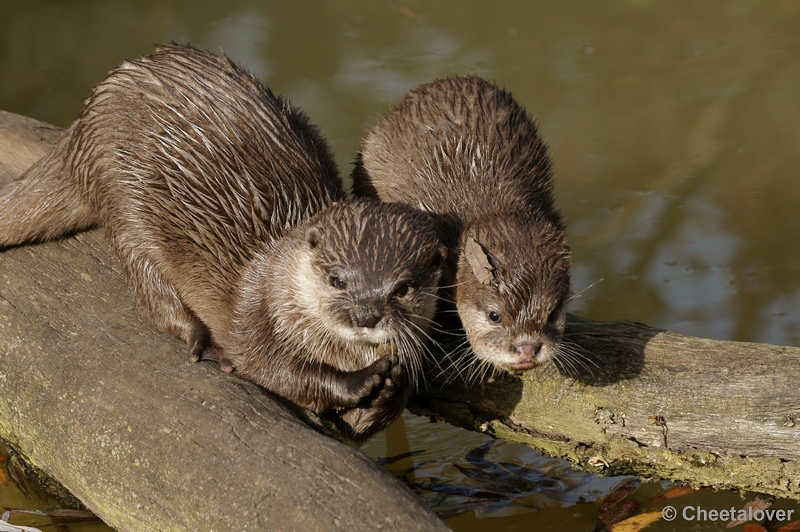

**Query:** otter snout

left=514, top=342, right=542, bottom=359
left=507, top=341, right=543, bottom=371
left=351, top=302, right=384, bottom=328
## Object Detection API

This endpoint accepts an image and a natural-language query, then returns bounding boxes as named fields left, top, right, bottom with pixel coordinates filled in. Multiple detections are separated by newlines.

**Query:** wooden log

left=0, top=110, right=449, bottom=532
left=418, top=315, right=800, bottom=500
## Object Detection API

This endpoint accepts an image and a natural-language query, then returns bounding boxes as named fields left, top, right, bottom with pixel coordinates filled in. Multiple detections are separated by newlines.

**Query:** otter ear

left=464, top=235, right=495, bottom=285
left=305, top=225, right=324, bottom=249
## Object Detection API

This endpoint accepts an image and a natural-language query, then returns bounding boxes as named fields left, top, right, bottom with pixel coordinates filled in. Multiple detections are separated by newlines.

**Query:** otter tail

left=0, top=146, right=98, bottom=249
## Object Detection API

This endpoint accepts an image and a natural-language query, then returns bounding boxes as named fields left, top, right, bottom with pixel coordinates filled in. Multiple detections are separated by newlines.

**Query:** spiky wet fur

left=0, top=44, right=445, bottom=441
left=353, top=76, right=572, bottom=377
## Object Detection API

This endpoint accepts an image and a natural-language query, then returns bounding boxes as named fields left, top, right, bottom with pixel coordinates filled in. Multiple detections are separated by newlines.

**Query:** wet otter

left=353, top=76, right=571, bottom=376
left=0, top=44, right=446, bottom=441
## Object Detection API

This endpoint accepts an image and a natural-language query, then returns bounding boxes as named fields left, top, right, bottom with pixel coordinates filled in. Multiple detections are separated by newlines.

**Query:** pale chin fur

left=334, top=326, right=394, bottom=345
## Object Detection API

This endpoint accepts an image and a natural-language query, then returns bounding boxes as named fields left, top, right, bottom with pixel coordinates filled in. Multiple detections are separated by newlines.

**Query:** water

left=1, top=1, right=799, bottom=530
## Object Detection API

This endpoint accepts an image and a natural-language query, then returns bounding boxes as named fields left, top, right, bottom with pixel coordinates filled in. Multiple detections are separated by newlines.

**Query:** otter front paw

left=334, top=363, right=412, bottom=442
left=372, top=362, right=409, bottom=414
left=188, top=322, right=212, bottom=363
left=340, top=354, right=399, bottom=407
left=188, top=322, right=233, bottom=372
left=199, top=345, right=234, bottom=373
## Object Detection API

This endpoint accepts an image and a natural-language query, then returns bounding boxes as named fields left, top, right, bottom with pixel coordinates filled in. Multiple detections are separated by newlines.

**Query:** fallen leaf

left=726, top=495, right=773, bottom=529
left=464, top=236, right=494, bottom=285
left=777, top=520, right=800, bottom=532
left=743, top=525, right=768, bottom=532
left=648, top=486, right=698, bottom=502
left=609, top=510, right=662, bottom=532
left=588, top=455, right=609, bottom=468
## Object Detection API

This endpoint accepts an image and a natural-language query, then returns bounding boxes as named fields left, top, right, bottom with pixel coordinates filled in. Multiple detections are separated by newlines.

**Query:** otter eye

left=329, top=276, right=346, bottom=290
left=393, top=284, right=410, bottom=298
left=548, top=305, right=563, bottom=323
left=488, top=311, right=501, bottom=324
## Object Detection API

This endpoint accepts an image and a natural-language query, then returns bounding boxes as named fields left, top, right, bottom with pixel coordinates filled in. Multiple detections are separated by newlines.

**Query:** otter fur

left=0, top=44, right=446, bottom=441
left=353, top=76, right=571, bottom=376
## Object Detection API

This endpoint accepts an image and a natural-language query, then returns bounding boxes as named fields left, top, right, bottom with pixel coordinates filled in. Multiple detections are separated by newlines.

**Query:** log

left=0, top=110, right=449, bottom=531
left=418, top=316, right=800, bottom=500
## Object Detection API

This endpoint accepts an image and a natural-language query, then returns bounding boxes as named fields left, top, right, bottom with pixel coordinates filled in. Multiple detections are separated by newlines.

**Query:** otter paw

left=199, top=345, right=234, bottom=373
left=188, top=322, right=212, bottom=363
left=372, top=363, right=410, bottom=413
left=333, top=363, right=412, bottom=442
left=188, top=324, right=232, bottom=372
left=342, top=354, right=399, bottom=406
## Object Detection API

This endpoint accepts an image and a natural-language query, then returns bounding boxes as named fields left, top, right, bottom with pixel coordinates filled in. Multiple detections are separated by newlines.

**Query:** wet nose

left=351, top=303, right=383, bottom=328
left=514, top=342, right=542, bottom=360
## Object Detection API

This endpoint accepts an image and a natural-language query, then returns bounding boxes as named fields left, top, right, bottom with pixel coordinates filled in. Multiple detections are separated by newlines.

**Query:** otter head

left=294, top=199, right=447, bottom=368
left=455, top=212, right=571, bottom=373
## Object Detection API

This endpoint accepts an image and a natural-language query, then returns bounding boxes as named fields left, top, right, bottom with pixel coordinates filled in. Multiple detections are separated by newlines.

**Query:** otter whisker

left=552, top=339, right=597, bottom=379
left=416, top=289, right=457, bottom=304
left=435, top=308, right=464, bottom=315
left=433, top=279, right=471, bottom=291
left=405, top=317, right=443, bottom=352
left=567, top=278, right=604, bottom=303
left=402, top=319, right=441, bottom=367
left=427, top=342, right=467, bottom=383
left=438, top=342, right=486, bottom=385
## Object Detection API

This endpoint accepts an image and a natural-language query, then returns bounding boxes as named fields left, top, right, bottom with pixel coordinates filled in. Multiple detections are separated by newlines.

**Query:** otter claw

left=342, top=354, right=405, bottom=406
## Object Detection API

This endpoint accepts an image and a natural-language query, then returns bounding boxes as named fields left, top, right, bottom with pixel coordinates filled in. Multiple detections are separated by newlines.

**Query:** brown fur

left=353, top=76, right=571, bottom=375
left=0, top=44, right=446, bottom=441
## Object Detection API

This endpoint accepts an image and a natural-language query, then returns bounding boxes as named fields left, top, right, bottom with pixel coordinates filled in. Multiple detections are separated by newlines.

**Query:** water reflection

left=207, top=10, right=272, bottom=79
left=646, top=197, right=743, bottom=338
left=758, top=292, right=800, bottom=346
left=335, top=26, right=491, bottom=103
left=359, top=412, right=631, bottom=520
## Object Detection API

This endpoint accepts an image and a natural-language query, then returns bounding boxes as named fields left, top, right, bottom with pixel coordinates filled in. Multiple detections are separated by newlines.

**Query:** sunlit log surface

left=0, top=110, right=449, bottom=532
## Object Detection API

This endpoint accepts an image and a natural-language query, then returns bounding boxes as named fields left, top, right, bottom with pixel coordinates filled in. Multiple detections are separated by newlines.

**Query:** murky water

left=2, top=1, right=799, bottom=530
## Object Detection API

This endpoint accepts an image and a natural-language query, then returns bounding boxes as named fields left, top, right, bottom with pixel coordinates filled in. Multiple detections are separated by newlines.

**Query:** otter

left=352, top=76, right=571, bottom=376
left=0, top=44, right=446, bottom=441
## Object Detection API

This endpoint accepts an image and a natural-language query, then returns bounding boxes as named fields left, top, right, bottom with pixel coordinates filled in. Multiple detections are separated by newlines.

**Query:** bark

left=0, top=110, right=449, bottom=532
left=417, top=315, right=800, bottom=500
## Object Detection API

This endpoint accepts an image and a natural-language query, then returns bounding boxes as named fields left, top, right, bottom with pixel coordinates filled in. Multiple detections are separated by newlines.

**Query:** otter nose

left=514, top=342, right=542, bottom=360
left=351, top=303, right=383, bottom=328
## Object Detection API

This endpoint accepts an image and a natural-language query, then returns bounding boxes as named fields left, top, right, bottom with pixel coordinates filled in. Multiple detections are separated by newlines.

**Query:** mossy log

left=417, top=316, right=800, bottom=500
left=0, top=110, right=449, bottom=532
